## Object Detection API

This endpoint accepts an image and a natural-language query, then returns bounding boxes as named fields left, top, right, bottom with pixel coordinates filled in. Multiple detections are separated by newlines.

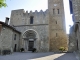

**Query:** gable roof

left=0, top=21, right=21, bottom=33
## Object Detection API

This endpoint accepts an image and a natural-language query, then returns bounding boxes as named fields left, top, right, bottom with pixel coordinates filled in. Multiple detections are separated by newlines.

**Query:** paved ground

left=0, top=52, right=78, bottom=60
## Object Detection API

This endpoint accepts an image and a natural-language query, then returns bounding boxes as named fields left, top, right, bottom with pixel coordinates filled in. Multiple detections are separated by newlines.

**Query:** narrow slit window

left=56, top=21, right=57, bottom=24
left=53, top=9, right=55, bottom=14
left=30, top=16, right=34, bottom=24
left=57, top=9, right=59, bottom=14
left=56, top=33, right=57, bottom=37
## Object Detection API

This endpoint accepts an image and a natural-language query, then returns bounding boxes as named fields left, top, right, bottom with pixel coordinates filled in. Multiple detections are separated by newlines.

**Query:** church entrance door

left=28, top=41, right=34, bottom=51
left=23, top=30, right=37, bottom=51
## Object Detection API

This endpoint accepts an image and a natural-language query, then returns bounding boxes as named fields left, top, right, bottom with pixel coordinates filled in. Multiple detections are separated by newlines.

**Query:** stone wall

left=0, top=25, right=20, bottom=54
left=0, top=24, right=2, bottom=33
left=10, top=9, right=48, bottom=26
left=12, top=31, right=21, bottom=52
left=0, top=24, right=2, bottom=54
left=0, top=26, right=13, bottom=51
left=76, top=23, right=80, bottom=51
left=71, top=0, right=80, bottom=22
left=68, top=26, right=77, bottom=52
left=48, top=0, right=68, bottom=52
left=14, top=24, right=49, bottom=52
left=10, top=9, right=49, bottom=52
left=69, top=0, right=80, bottom=52
left=9, top=0, right=68, bottom=52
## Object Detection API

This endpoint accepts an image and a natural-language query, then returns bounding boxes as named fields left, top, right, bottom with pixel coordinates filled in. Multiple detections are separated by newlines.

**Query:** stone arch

left=22, top=29, right=40, bottom=52
left=23, top=29, right=39, bottom=39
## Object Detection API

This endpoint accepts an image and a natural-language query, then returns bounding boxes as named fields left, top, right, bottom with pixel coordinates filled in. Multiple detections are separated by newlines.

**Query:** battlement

left=11, top=9, right=48, bottom=16
left=10, top=9, right=49, bottom=26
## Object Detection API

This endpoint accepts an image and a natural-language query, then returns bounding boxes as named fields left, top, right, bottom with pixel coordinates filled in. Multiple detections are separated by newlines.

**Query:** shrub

left=59, top=47, right=65, bottom=52
left=2, top=50, right=11, bottom=55
left=32, top=48, right=36, bottom=52
left=20, top=48, right=24, bottom=52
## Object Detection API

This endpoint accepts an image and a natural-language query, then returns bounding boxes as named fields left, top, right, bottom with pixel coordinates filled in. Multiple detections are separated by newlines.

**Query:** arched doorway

left=23, top=30, right=38, bottom=51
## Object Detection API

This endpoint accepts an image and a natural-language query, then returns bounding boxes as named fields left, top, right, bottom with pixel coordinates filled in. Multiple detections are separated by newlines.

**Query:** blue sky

left=0, top=0, right=73, bottom=34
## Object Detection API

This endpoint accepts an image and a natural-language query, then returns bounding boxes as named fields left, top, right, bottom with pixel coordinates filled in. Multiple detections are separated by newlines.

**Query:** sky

left=0, top=0, right=73, bottom=34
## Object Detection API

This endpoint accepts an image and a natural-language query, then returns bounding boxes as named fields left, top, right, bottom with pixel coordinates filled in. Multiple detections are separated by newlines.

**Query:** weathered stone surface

left=48, top=0, right=68, bottom=51
left=0, top=24, right=2, bottom=33
left=9, top=0, right=68, bottom=52
left=68, top=26, right=78, bottom=52
left=69, top=0, right=80, bottom=52
left=0, top=25, right=20, bottom=53
left=10, top=9, right=48, bottom=26
left=14, top=24, right=49, bottom=52
left=71, top=0, right=80, bottom=22
left=9, top=7, right=49, bottom=52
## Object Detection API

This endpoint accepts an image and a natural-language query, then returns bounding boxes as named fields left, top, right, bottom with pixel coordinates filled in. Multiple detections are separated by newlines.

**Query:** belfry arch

left=22, top=29, right=39, bottom=51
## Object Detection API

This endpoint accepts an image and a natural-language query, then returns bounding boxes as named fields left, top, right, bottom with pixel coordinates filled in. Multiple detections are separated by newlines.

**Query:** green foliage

left=59, top=47, right=65, bottom=52
left=0, top=0, right=7, bottom=8
left=20, top=48, right=24, bottom=52
left=32, top=48, right=36, bottom=52
left=2, top=50, right=11, bottom=55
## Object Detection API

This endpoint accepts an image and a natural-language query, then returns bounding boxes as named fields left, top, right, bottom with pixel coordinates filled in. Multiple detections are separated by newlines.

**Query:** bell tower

left=48, top=0, right=68, bottom=51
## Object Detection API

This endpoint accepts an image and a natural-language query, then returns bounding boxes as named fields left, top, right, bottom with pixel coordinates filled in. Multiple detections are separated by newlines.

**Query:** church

left=0, top=0, right=68, bottom=54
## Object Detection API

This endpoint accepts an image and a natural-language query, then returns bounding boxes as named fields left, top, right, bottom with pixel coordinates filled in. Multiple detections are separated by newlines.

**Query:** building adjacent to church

left=68, top=0, right=80, bottom=52
left=0, top=0, right=68, bottom=54
left=0, top=20, right=21, bottom=54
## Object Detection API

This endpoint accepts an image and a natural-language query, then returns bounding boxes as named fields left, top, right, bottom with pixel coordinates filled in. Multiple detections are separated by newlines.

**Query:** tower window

left=56, top=33, right=57, bottom=37
left=53, top=9, right=55, bottom=14
left=57, top=9, right=60, bottom=14
left=30, top=16, right=34, bottom=24
left=14, top=34, right=16, bottom=40
left=56, top=21, right=57, bottom=24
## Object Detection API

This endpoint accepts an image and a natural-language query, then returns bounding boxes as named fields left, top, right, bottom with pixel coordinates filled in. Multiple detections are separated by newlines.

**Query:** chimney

left=0, top=24, right=2, bottom=34
left=5, top=17, right=9, bottom=24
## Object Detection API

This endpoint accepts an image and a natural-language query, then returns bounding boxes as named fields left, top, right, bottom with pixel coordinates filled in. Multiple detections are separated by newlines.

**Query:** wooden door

left=28, top=41, right=34, bottom=51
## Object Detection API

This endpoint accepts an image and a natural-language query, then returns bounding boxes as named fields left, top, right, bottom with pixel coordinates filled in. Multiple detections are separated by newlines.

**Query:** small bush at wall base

left=59, top=47, right=65, bottom=52
left=20, top=48, right=24, bottom=52
left=2, top=50, right=11, bottom=55
left=32, top=48, right=36, bottom=52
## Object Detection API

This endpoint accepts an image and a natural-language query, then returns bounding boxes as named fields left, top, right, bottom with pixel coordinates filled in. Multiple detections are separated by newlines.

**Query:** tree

left=0, top=0, right=7, bottom=8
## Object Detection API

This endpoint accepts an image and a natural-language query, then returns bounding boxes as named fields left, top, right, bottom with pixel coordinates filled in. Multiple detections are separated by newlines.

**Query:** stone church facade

left=10, top=9, right=49, bottom=52
left=0, top=0, right=68, bottom=53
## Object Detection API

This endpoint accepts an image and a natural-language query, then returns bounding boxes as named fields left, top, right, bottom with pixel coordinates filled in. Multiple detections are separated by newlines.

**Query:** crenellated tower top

left=10, top=9, right=48, bottom=26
